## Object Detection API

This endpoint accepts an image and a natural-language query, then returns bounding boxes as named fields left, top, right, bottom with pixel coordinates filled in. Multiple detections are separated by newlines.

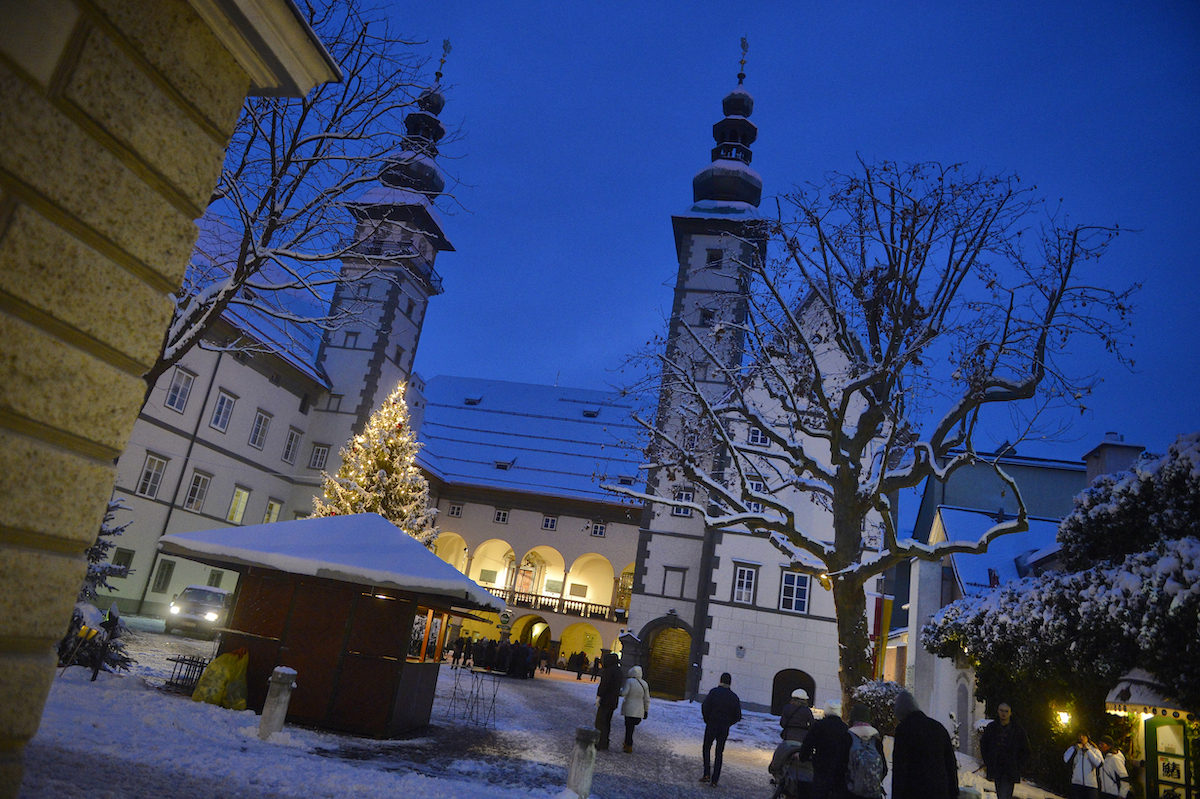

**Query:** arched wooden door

left=646, top=626, right=691, bottom=700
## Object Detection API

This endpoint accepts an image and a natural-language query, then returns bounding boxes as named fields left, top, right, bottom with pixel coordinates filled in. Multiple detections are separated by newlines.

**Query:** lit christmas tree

left=311, top=382, right=438, bottom=546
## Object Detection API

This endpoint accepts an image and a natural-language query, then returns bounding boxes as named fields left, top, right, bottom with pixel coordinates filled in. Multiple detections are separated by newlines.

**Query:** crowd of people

left=447, top=635, right=555, bottom=678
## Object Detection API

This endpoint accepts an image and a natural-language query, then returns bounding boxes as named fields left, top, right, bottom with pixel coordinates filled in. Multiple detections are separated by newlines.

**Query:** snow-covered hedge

left=850, top=679, right=904, bottom=735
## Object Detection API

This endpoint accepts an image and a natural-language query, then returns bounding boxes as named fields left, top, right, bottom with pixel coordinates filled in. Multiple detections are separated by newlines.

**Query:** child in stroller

left=768, top=739, right=813, bottom=799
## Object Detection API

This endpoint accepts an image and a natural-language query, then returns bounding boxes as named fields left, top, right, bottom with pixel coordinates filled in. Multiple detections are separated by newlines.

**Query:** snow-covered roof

left=416, top=376, right=645, bottom=504
left=934, top=506, right=1062, bottom=595
left=678, top=198, right=764, bottom=220
left=343, top=186, right=454, bottom=251
left=1106, top=669, right=1192, bottom=715
left=158, top=513, right=502, bottom=611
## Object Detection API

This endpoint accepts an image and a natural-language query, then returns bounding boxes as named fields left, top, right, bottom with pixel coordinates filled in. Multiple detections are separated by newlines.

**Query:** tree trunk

left=831, top=575, right=872, bottom=709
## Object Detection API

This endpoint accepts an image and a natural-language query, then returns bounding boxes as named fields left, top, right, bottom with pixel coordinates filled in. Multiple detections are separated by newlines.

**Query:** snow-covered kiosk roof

left=159, top=513, right=501, bottom=611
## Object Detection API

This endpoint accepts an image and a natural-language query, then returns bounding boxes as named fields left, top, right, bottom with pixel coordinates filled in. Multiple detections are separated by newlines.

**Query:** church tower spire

left=691, top=38, right=762, bottom=210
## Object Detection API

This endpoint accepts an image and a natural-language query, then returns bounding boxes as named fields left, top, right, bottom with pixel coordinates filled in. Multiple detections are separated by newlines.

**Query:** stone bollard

left=566, top=726, right=600, bottom=799
left=258, top=666, right=297, bottom=741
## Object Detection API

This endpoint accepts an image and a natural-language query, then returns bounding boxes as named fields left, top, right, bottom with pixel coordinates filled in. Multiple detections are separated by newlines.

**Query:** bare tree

left=611, top=160, right=1135, bottom=703
left=143, top=0, right=456, bottom=401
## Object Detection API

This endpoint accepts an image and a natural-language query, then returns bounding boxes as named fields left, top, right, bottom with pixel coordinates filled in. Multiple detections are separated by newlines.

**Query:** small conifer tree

left=312, top=382, right=438, bottom=546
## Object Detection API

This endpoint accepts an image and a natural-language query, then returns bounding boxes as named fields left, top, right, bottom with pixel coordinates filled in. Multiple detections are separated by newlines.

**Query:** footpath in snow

left=20, top=621, right=1063, bottom=798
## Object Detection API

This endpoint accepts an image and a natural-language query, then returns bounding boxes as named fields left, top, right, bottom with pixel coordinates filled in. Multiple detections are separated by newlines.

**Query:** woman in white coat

left=1063, top=733, right=1103, bottom=799
left=619, top=665, right=650, bottom=753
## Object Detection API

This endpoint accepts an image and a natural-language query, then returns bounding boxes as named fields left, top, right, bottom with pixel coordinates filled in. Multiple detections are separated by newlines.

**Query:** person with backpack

left=1096, top=735, right=1130, bottom=799
left=845, top=704, right=887, bottom=799
left=1063, top=733, right=1103, bottom=799
left=891, top=690, right=959, bottom=799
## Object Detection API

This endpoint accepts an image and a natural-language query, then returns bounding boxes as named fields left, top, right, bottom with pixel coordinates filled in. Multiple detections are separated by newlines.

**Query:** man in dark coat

left=980, top=703, right=1031, bottom=799
left=891, top=690, right=959, bottom=799
left=594, top=652, right=624, bottom=750
left=797, top=700, right=850, bottom=799
left=700, top=673, right=743, bottom=788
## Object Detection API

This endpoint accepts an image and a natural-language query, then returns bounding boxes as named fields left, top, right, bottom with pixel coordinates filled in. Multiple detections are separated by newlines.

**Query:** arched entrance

left=512, top=614, right=552, bottom=649
left=771, top=669, right=817, bottom=715
left=560, top=622, right=603, bottom=664
left=645, top=624, right=691, bottom=700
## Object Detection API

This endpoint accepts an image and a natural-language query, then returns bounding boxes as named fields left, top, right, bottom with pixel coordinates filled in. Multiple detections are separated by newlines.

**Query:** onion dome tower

left=690, top=44, right=762, bottom=212
left=382, top=64, right=448, bottom=197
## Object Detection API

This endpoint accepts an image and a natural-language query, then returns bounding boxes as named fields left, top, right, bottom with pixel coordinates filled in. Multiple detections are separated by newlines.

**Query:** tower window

left=699, top=309, right=716, bottom=327
left=343, top=331, right=360, bottom=348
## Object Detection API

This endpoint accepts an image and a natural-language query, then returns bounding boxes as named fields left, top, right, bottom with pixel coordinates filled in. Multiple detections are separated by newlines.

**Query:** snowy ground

left=21, top=619, right=1064, bottom=798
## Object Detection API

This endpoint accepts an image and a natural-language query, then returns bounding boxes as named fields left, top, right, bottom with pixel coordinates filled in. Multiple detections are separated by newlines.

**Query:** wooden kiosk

left=159, top=514, right=501, bottom=737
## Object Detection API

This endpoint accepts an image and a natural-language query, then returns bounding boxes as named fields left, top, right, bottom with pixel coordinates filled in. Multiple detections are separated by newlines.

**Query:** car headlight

left=169, top=605, right=180, bottom=614
left=204, top=612, right=219, bottom=622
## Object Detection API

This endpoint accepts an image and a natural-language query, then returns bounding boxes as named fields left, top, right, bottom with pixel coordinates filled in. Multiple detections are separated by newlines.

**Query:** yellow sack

left=221, top=650, right=249, bottom=711
left=192, top=648, right=249, bottom=707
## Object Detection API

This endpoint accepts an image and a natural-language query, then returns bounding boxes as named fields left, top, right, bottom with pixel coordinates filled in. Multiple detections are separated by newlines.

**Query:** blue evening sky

left=399, top=2, right=1199, bottom=463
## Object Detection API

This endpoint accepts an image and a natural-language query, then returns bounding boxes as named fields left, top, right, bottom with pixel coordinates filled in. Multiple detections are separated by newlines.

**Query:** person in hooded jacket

left=619, top=665, right=650, bottom=753
left=845, top=704, right=887, bottom=799
left=1096, top=735, right=1130, bottom=799
left=594, top=652, right=624, bottom=750
left=798, top=700, right=850, bottom=799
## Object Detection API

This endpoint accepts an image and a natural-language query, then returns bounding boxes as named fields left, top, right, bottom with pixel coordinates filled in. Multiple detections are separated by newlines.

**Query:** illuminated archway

left=470, top=538, right=514, bottom=590
left=512, top=614, right=553, bottom=649
left=560, top=621, right=604, bottom=663
left=432, top=531, right=468, bottom=572
left=565, top=553, right=616, bottom=606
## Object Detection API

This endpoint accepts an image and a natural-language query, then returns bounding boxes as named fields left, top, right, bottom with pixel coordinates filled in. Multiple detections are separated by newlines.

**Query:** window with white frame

left=182, top=472, right=211, bottom=512
left=448, top=503, right=463, bottom=518
left=282, top=428, right=302, bottom=464
left=493, top=509, right=509, bottom=524
left=207, top=570, right=224, bottom=588
left=590, top=521, right=606, bottom=538
left=248, top=410, right=271, bottom=449
left=111, top=548, right=134, bottom=577
left=136, top=454, right=168, bottom=498
left=732, top=564, right=757, bottom=604
left=671, top=490, right=694, bottom=517
left=542, top=516, right=557, bottom=531
left=748, top=427, right=768, bottom=445
left=780, top=571, right=810, bottom=614
left=746, top=480, right=765, bottom=514
left=326, top=394, right=343, bottom=412
left=263, top=498, right=282, bottom=524
left=164, top=368, right=195, bottom=412
left=226, top=486, right=250, bottom=524
left=150, top=559, right=174, bottom=593
left=308, top=444, right=329, bottom=470
left=210, top=391, right=236, bottom=432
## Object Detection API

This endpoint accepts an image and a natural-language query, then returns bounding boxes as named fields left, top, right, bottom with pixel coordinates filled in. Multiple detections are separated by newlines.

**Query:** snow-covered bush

left=850, top=679, right=904, bottom=735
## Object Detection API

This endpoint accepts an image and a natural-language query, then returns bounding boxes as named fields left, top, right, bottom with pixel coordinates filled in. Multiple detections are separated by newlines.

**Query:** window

left=182, top=472, right=211, bottom=512
left=618, top=475, right=636, bottom=486
left=263, top=499, right=282, bottom=524
left=164, top=368, right=195, bottom=412
left=542, top=516, right=557, bottom=531
left=308, top=445, right=329, bottom=470
left=136, top=454, right=168, bottom=498
left=663, top=566, right=686, bottom=598
left=672, top=490, right=694, bottom=517
left=150, top=559, right=175, bottom=593
left=326, top=394, right=343, bottom=412
left=495, top=460, right=512, bottom=471
left=226, top=486, right=250, bottom=524
left=746, top=480, right=765, bottom=514
left=463, top=395, right=482, bottom=406
left=343, top=331, right=359, bottom=348
left=282, top=428, right=302, bottom=464
left=733, top=565, right=757, bottom=604
left=582, top=407, right=600, bottom=418
left=590, top=522, right=606, bottom=538
left=111, top=548, right=134, bottom=578
left=207, top=570, right=224, bottom=588
left=394, top=345, right=406, bottom=366
left=780, top=571, right=810, bottom=614
left=248, top=410, right=271, bottom=449
left=210, top=391, right=236, bottom=432
left=355, top=281, right=370, bottom=299
left=405, top=299, right=415, bottom=318
left=448, top=503, right=463, bottom=518
left=493, top=509, right=509, bottom=524
left=699, top=308, right=716, bottom=327
left=706, top=248, right=723, bottom=266
left=748, top=427, right=768, bottom=445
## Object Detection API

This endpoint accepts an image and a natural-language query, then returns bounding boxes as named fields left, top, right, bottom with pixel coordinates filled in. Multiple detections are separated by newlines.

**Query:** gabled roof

left=417, top=376, right=645, bottom=505
left=933, top=505, right=1061, bottom=596
left=158, top=513, right=502, bottom=611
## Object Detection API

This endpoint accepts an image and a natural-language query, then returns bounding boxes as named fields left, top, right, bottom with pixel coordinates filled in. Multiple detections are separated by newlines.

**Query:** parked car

left=164, top=585, right=231, bottom=638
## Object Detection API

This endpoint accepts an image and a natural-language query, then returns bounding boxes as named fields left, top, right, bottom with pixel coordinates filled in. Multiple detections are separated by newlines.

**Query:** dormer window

left=495, top=459, right=514, bottom=471
left=618, top=475, right=636, bottom=486
left=464, top=396, right=482, bottom=406
left=582, top=407, right=600, bottom=418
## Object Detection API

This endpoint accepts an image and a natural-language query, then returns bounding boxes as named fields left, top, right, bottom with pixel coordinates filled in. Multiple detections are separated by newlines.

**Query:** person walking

left=891, top=690, right=959, bottom=799
left=979, top=702, right=1031, bottom=799
left=781, top=688, right=815, bottom=742
left=699, top=672, right=742, bottom=788
left=619, top=665, right=650, bottom=753
left=1096, top=735, right=1131, bottom=799
left=1063, top=733, right=1103, bottom=799
left=451, top=635, right=464, bottom=668
left=462, top=636, right=473, bottom=668
left=593, top=652, right=623, bottom=750
left=845, top=704, right=887, bottom=799
left=797, top=700, right=849, bottom=799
